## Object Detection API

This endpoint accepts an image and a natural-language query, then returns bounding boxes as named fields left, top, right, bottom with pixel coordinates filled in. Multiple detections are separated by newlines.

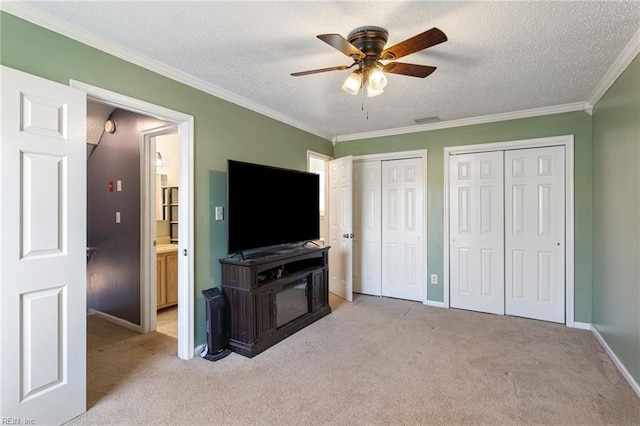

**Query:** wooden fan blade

left=383, top=62, right=437, bottom=78
left=291, top=65, right=352, bottom=77
left=381, top=28, right=447, bottom=60
left=317, top=34, right=366, bottom=59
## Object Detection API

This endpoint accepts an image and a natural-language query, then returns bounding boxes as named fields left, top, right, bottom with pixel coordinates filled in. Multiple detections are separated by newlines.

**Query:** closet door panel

left=382, top=158, right=425, bottom=301
left=449, top=152, right=504, bottom=314
left=352, top=161, right=382, bottom=296
left=505, top=146, right=565, bottom=323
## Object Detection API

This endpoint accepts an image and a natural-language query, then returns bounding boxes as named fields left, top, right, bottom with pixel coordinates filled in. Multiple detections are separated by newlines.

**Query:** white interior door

left=0, top=66, right=86, bottom=424
left=328, top=156, right=353, bottom=301
left=449, top=151, right=505, bottom=314
left=505, top=146, right=565, bottom=323
left=381, top=158, right=425, bottom=301
left=352, top=161, right=382, bottom=296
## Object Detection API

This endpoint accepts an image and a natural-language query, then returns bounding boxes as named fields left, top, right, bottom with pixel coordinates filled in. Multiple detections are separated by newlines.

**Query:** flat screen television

left=227, top=160, right=320, bottom=254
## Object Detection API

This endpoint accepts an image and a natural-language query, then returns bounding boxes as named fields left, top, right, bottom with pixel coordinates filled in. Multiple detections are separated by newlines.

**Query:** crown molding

left=0, top=1, right=333, bottom=141
left=3, top=2, right=628, bottom=145
left=583, top=102, right=594, bottom=116
left=589, top=26, right=640, bottom=107
left=335, top=102, right=590, bottom=143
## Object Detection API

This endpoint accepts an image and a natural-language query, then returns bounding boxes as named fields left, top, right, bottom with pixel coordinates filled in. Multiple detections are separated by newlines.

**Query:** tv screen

left=227, top=160, right=320, bottom=254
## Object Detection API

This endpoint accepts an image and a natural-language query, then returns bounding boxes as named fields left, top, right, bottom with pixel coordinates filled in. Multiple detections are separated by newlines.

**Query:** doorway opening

left=307, top=150, right=331, bottom=245
left=144, top=126, right=180, bottom=340
left=76, top=80, right=195, bottom=360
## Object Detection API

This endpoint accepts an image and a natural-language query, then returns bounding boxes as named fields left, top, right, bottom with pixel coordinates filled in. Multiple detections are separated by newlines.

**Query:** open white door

left=328, top=156, right=353, bottom=301
left=1, top=66, right=86, bottom=424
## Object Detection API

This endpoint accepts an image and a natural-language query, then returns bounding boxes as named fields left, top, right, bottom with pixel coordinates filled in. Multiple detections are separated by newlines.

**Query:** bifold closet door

left=352, top=161, right=382, bottom=296
left=504, top=146, right=565, bottom=323
left=381, top=158, right=425, bottom=301
left=449, top=151, right=505, bottom=314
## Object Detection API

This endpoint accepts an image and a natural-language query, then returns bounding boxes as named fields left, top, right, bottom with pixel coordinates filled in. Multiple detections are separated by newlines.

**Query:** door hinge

left=183, top=249, right=187, bottom=256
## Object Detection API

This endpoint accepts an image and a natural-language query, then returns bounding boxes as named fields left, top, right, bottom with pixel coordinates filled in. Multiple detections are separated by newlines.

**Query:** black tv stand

left=220, top=245, right=331, bottom=358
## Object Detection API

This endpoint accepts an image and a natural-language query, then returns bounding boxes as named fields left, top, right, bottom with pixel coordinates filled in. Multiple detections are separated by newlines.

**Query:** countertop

left=157, top=243, right=178, bottom=254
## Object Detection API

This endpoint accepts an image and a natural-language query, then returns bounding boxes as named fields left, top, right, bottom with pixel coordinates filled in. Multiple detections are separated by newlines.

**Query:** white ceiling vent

left=414, top=116, right=441, bottom=124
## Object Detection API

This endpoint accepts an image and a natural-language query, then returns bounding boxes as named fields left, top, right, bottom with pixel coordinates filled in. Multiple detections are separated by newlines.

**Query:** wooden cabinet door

left=157, top=255, right=167, bottom=308
left=166, top=252, right=179, bottom=305
left=253, top=288, right=275, bottom=341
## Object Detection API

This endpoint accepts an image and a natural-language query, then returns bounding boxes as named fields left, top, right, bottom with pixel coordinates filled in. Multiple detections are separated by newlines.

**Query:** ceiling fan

left=291, top=26, right=447, bottom=97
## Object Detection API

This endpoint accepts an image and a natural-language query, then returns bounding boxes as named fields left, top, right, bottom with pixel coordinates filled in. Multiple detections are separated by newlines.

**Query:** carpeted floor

left=71, top=294, right=639, bottom=425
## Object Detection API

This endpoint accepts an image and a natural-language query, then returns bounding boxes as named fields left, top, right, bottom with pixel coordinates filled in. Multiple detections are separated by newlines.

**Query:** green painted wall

left=10, top=10, right=634, bottom=354
left=334, top=111, right=593, bottom=322
left=0, top=12, right=333, bottom=344
left=592, top=53, right=640, bottom=384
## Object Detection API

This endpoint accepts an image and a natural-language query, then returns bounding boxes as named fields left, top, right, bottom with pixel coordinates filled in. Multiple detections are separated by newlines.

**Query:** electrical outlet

left=115, top=211, right=121, bottom=223
left=116, top=180, right=122, bottom=191
left=430, top=274, right=438, bottom=284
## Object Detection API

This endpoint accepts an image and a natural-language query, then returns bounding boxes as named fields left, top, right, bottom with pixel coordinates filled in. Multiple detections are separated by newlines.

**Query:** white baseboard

left=572, top=321, right=592, bottom=330
left=88, top=308, right=142, bottom=333
left=425, top=299, right=447, bottom=308
left=591, top=325, right=640, bottom=399
left=195, top=343, right=206, bottom=357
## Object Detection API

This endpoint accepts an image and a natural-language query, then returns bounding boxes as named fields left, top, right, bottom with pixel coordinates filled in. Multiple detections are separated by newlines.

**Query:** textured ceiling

left=19, top=1, right=640, bottom=140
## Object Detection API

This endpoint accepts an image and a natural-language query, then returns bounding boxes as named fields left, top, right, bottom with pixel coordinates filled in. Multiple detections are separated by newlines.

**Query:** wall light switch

left=430, top=274, right=438, bottom=284
left=116, top=180, right=122, bottom=191
left=115, top=211, right=121, bottom=224
left=215, top=206, right=224, bottom=221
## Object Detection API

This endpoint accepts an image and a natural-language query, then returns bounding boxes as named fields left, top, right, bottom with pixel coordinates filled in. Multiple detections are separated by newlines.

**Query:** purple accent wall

left=86, top=109, right=168, bottom=325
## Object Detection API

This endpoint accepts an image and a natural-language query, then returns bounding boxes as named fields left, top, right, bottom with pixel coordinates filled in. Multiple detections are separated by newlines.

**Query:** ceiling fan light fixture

left=366, top=84, right=384, bottom=97
left=292, top=26, right=447, bottom=98
left=342, top=70, right=362, bottom=95
left=367, top=66, right=387, bottom=91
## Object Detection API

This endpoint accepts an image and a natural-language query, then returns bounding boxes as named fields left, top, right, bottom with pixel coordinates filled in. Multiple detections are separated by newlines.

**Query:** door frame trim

left=70, top=80, right=196, bottom=359
left=353, top=149, right=429, bottom=304
left=443, top=135, right=575, bottom=326
left=140, top=124, right=179, bottom=335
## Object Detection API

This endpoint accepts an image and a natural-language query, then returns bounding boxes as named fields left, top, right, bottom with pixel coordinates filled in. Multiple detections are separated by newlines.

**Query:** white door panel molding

left=444, top=135, right=575, bottom=326
left=1, top=65, right=86, bottom=425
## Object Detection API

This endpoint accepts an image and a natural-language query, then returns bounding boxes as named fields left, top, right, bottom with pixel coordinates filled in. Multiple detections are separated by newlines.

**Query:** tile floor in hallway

left=156, top=305, right=178, bottom=338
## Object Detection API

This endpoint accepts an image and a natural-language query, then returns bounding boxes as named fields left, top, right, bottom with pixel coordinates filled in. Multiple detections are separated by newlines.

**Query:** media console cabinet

left=220, top=245, right=331, bottom=358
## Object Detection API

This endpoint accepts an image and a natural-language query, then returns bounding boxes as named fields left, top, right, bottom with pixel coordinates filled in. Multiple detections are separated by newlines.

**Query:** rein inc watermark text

left=1, top=418, right=35, bottom=425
